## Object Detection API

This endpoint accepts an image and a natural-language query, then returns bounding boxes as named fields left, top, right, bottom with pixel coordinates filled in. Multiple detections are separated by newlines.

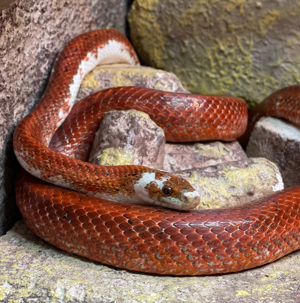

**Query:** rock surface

left=164, top=141, right=247, bottom=172
left=0, top=0, right=130, bottom=235
left=176, top=158, right=283, bottom=209
left=89, top=110, right=166, bottom=169
left=77, top=63, right=189, bottom=101
left=247, top=117, right=300, bottom=188
left=81, top=63, right=189, bottom=169
left=1, top=220, right=300, bottom=302
left=128, top=0, right=300, bottom=106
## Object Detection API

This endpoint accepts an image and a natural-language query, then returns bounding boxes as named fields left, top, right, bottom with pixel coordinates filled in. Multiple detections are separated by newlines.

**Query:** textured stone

left=0, top=0, right=129, bottom=235
left=1, top=220, right=300, bottom=302
left=77, top=63, right=189, bottom=101
left=176, top=158, right=283, bottom=209
left=128, top=0, right=300, bottom=106
left=89, top=110, right=166, bottom=169
left=163, top=141, right=247, bottom=172
left=247, top=117, right=300, bottom=188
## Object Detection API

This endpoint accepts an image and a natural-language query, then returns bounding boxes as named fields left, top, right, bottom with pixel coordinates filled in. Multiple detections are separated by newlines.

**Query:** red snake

left=13, top=29, right=300, bottom=275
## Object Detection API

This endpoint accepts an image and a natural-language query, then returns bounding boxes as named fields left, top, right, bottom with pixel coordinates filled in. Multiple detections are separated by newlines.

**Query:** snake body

left=13, top=29, right=300, bottom=275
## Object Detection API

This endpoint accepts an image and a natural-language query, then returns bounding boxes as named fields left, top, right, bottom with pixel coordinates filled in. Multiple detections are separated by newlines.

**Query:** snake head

left=134, top=171, right=200, bottom=210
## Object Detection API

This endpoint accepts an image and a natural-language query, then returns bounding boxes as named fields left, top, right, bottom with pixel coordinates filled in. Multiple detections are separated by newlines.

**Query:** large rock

left=0, top=0, right=15, bottom=10
left=0, top=0, right=130, bottom=235
left=247, top=117, right=300, bottom=187
left=69, top=65, right=284, bottom=210
left=77, top=63, right=189, bottom=102
left=128, top=0, right=300, bottom=106
left=176, top=158, right=283, bottom=209
left=163, top=141, right=247, bottom=172
left=89, top=110, right=166, bottom=169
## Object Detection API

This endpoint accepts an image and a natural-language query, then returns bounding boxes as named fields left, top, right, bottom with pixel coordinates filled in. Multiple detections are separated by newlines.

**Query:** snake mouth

left=157, top=190, right=200, bottom=211
left=181, top=191, right=200, bottom=210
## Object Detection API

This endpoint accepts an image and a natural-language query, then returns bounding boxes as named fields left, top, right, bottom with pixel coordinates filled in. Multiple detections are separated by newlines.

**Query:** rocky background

left=128, top=0, right=300, bottom=107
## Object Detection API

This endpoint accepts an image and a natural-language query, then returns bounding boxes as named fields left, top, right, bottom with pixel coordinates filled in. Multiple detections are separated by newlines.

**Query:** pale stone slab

left=247, top=117, right=300, bottom=187
left=77, top=63, right=189, bottom=102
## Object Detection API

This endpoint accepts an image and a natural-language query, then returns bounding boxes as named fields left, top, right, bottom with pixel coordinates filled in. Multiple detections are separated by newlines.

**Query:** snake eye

left=162, top=185, right=172, bottom=197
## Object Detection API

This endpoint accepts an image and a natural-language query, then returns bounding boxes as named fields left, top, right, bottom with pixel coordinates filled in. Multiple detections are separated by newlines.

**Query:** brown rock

left=89, top=110, right=165, bottom=169
left=163, top=141, right=247, bottom=172
left=0, top=0, right=16, bottom=10
left=175, top=158, right=284, bottom=209
left=247, top=117, right=300, bottom=187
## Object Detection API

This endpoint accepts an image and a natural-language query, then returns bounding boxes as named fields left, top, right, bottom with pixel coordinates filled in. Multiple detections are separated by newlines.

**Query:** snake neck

left=13, top=29, right=139, bottom=177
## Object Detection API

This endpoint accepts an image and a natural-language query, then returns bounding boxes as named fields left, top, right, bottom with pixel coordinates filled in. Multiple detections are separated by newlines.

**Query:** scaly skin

left=15, top=171, right=300, bottom=275
left=49, top=87, right=247, bottom=161
left=14, top=29, right=300, bottom=275
left=13, top=29, right=201, bottom=210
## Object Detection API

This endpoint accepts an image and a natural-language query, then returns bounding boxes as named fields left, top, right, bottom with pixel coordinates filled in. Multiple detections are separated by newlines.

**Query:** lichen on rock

left=128, top=0, right=300, bottom=106
left=89, top=110, right=166, bottom=169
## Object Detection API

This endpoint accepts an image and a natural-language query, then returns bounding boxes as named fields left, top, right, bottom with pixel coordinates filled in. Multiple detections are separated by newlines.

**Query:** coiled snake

left=13, top=29, right=300, bottom=275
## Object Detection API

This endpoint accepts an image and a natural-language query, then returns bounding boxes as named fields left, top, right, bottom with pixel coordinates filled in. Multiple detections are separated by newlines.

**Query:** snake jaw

left=181, top=191, right=200, bottom=209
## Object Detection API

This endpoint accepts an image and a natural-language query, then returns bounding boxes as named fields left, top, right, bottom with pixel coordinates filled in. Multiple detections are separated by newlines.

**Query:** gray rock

left=89, top=110, right=166, bottom=169
left=89, top=111, right=283, bottom=210
left=247, top=116, right=300, bottom=187
left=83, top=67, right=284, bottom=210
left=163, top=141, right=247, bottom=172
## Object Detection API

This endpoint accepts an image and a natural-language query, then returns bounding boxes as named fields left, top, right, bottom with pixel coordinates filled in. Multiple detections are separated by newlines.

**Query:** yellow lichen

left=236, top=290, right=250, bottom=296
left=128, top=0, right=165, bottom=68
left=129, top=0, right=300, bottom=105
left=81, top=64, right=180, bottom=94
left=128, top=109, right=150, bottom=120
left=185, top=158, right=281, bottom=209
left=81, top=70, right=100, bottom=90
left=96, top=148, right=135, bottom=166
left=194, top=142, right=230, bottom=158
